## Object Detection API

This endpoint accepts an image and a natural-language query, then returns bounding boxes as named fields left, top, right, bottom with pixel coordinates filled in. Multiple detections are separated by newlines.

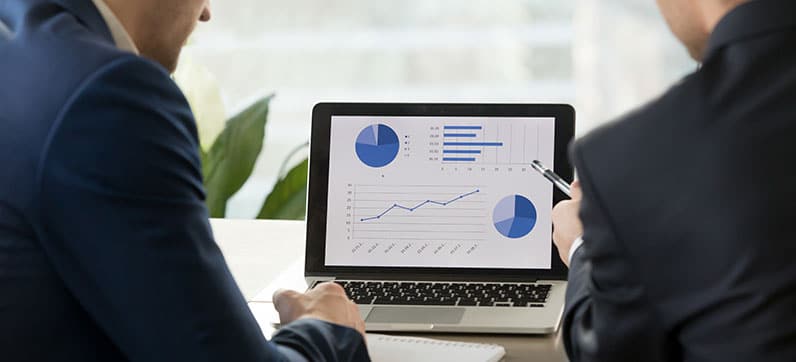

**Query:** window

left=186, top=0, right=695, bottom=218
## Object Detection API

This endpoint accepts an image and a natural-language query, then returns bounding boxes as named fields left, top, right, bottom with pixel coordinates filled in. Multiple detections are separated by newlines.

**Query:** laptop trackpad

left=366, top=307, right=464, bottom=324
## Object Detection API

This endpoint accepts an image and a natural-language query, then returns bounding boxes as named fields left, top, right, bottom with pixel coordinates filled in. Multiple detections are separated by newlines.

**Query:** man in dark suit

left=0, top=0, right=368, bottom=361
left=551, top=0, right=796, bottom=360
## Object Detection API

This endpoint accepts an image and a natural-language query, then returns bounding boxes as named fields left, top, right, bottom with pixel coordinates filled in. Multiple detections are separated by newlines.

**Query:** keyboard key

left=353, top=296, right=375, bottom=304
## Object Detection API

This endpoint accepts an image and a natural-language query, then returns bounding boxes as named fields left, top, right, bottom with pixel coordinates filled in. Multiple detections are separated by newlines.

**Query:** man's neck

left=91, top=0, right=138, bottom=54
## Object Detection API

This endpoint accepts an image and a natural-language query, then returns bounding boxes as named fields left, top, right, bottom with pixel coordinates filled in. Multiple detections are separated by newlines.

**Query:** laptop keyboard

left=328, top=280, right=551, bottom=308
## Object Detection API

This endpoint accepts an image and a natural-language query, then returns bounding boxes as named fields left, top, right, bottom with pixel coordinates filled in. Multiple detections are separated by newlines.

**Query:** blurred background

left=182, top=0, right=696, bottom=218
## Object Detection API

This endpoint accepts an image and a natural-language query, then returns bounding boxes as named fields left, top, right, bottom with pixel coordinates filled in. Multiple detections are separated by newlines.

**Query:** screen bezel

left=306, top=103, right=575, bottom=281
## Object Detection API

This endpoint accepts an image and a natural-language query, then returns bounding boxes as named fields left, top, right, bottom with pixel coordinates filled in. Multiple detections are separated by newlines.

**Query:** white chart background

left=325, top=115, right=556, bottom=269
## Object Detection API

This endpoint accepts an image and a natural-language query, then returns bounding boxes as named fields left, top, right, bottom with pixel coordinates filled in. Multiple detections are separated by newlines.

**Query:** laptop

left=304, top=103, right=575, bottom=334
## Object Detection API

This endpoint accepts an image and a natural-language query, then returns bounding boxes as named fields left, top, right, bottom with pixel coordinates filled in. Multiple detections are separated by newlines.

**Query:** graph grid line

left=359, top=189, right=481, bottom=222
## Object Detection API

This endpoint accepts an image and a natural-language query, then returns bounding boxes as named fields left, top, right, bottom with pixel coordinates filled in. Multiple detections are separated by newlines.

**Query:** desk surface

left=211, top=219, right=568, bottom=362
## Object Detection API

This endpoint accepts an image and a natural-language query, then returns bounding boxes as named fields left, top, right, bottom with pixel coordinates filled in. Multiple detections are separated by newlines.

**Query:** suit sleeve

left=561, top=144, right=668, bottom=362
left=34, top=56, right=368, bottom=362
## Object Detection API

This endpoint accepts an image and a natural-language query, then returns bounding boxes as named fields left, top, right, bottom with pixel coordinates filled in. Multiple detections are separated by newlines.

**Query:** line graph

left=350, top=185, right=488, bottom=242
left=360, top=189, right=480, bottom=222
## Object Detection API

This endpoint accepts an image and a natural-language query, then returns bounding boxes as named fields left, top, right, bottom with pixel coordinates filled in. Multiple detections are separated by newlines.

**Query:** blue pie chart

left=493, top=195, right=537, bottom=239
left=355, top=124, right=400, bottom=168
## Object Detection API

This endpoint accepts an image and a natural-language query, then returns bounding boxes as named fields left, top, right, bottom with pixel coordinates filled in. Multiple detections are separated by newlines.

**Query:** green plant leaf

left=203, top=95, right=273, bottom=217
left=257, top=158, right=308, bottom=220
left=199, top=148, right=208, bottom=173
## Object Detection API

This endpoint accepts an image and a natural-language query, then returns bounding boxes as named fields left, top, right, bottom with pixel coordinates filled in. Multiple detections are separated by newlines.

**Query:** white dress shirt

left=91, top=0, right=139, bottom=54
left=568, top=237, right=584, bottom=265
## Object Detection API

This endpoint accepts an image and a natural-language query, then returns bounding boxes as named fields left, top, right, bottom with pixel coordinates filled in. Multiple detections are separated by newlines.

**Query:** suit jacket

left=0, top=1, right=368, bottom=361
left=563, top=0, right=796, bottom=361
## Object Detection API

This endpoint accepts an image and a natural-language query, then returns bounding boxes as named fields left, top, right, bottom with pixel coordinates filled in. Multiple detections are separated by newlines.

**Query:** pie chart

left=493, top=195, right=537, bottom=239
left=355, top=124, right=400, bottom=168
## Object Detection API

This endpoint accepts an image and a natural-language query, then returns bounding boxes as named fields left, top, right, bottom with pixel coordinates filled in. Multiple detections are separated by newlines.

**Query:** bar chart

left=434, top=121, right=544, bottom=166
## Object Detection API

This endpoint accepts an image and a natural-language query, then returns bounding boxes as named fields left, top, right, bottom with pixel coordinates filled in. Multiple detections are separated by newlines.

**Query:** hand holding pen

left=532, top=160, right=583, bottom=266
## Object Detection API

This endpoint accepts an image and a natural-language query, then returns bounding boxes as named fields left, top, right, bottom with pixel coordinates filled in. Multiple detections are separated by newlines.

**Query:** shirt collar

left=0, top=20, right=11, bottom=40
left=90, top=0, right=139, bottom=54
left=704, top=0, right=796, bottom=61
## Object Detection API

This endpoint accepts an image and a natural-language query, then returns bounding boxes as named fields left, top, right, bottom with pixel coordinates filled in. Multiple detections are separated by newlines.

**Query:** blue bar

left=444, top=126, right=482, bottom=130
left=443, top=133, right=478, bottom=138
left=443, top=142, right=503, bottom=147
left=443, top=149, right=481, bottom=154
left=443, top=157, right=477, bottom=162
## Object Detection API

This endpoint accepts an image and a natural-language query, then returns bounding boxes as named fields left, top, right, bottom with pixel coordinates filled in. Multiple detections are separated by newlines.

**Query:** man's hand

left=272, top=282, right=366, bottom=338
left=552, top=181, right=583, bottom=267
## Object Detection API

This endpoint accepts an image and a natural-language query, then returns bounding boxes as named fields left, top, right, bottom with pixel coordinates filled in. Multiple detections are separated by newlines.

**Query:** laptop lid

left=306, top=103, right=575, bottom=282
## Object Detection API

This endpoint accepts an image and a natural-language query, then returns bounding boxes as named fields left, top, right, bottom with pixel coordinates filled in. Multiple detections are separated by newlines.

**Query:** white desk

left=210, top=219, right=568, bottom=362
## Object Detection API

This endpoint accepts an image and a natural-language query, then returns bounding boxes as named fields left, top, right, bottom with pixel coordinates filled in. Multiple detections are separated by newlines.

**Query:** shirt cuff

left=568, top=236, right=584, bottom=265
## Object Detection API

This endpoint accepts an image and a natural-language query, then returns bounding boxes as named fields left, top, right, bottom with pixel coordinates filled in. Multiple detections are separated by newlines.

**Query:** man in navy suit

left=0, top=0, right=368, bottom=361
left=552, top=0, right=796, bottom=361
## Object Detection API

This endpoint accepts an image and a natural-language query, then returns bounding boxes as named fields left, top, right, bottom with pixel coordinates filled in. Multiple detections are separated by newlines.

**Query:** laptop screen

left=324, top=115, right=556, bottom=270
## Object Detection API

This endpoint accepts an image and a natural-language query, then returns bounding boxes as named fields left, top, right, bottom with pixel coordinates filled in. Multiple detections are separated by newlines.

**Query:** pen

left=531, top=160, right=572, bottom=198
